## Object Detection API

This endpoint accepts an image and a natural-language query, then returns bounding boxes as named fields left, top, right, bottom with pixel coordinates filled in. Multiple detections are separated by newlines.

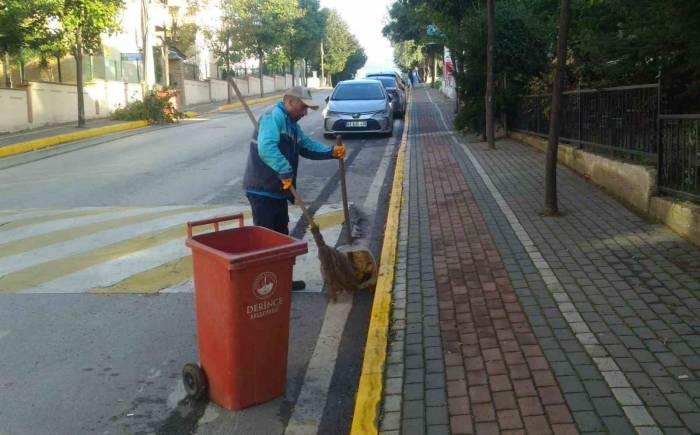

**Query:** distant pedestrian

left=243, top=86, right=346, bottom=291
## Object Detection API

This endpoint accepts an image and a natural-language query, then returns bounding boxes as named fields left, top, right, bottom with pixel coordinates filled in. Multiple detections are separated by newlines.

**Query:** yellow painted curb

left=0, top=120, right=149, bottom=159
left=217, top=94, right=283, bottom=112
left=351, top=89, right=412, bottom=435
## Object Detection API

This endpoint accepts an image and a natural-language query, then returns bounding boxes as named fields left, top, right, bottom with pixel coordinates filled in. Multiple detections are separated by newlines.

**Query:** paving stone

left=403, top=400, right=426, bottom=420
left=648, top=406, right=684, bottom=427
left=600, top=416, right=636, bottom=435
left=679, top=412, right=700, bottom=433
left=380, top=411, right=401, bottom=431
left=402, top=418, right=426, bottom=435
left=592, top=396, right=624, bottom=417
left=426, top=424, right=451, bottom=435
left=426, top=406, right=450, bottom=426
left=564, top=392, right=593, bottom=412
left=572, top=410, right=605, bottom=432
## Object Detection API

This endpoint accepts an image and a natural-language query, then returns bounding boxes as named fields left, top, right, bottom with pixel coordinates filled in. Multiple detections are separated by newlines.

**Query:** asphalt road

left=0, top=90, right=403, bottom=435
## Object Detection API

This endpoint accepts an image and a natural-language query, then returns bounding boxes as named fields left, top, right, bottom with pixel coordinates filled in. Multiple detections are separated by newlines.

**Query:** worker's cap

left=283, top=86, right=319, bottom=110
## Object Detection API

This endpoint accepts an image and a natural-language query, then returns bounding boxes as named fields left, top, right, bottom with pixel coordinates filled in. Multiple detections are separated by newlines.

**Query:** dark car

left=365, top=73, right=407, bottom=117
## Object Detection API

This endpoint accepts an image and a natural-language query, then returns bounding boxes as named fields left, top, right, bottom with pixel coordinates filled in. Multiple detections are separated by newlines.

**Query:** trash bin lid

left=186, top=226, right=308, bottom=270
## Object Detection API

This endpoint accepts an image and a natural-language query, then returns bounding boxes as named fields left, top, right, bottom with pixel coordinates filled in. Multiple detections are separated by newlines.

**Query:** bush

left=112, top=89, right=183, bottom=124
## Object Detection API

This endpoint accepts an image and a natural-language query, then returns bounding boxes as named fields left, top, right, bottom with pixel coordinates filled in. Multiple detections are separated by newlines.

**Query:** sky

left=319, top=0, right=397, bottom=76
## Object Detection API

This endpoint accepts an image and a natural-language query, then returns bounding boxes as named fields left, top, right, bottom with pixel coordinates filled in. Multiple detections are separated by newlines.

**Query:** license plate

left=346, top=121, right=367, bottom=128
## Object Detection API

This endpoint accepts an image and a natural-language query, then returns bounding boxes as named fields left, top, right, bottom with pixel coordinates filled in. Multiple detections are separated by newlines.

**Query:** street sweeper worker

left=243, top=86, right=346, bottom=291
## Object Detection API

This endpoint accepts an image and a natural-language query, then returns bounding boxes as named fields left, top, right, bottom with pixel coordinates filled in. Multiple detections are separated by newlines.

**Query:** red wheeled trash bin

left=183, top=214, right=308, bottom=410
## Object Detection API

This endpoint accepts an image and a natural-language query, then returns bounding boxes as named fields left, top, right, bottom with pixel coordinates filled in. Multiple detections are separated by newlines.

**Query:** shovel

left=334, top=135, right=378, bottom=291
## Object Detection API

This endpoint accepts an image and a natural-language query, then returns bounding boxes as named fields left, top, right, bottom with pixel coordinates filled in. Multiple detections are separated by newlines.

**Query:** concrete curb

left=0, top=120, right=149, bottom=159
left=217, top=94, right=282, bottom=112
left=0, top=93, right=282, bottom=159
left=350, top=89, right=412, bottom=435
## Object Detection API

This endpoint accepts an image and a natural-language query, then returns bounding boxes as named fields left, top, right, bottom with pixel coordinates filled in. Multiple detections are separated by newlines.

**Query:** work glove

left=332, top=143, right=346, bottom=159
left=281, top=178, right=293, bottom=190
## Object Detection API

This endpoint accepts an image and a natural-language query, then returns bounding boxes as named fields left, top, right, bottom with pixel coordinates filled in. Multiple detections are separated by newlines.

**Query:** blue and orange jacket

left=243, top=102, right=333, bottom=200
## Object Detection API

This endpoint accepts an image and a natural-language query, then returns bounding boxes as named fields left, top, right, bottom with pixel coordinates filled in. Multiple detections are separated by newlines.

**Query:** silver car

left=322, top=79, right=394, bottom=138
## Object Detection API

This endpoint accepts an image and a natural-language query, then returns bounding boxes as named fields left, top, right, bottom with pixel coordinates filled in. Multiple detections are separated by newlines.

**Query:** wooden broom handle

left=336, top=135, right=352, bottom=245
left=227, top=76, right=258, bottom=127
left=289, top=185, right=318, bottom=231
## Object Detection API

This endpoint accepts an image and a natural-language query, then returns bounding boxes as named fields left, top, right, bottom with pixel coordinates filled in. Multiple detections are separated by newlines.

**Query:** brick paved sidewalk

left=379, top=85, right=700, bottom=435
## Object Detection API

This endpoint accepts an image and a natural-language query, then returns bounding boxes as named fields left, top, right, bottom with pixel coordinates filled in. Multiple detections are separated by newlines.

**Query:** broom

left=289, top=186, right=359, bottom=301
left=226, top=77, right=359, bottom=300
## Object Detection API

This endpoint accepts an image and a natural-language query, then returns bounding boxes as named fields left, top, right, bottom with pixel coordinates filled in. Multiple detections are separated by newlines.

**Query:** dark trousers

left=247, top=194, right=289, bottom=235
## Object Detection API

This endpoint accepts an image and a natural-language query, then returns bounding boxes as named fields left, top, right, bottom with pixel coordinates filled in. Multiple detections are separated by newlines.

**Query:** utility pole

left=140, top=0, right=155, bottom=89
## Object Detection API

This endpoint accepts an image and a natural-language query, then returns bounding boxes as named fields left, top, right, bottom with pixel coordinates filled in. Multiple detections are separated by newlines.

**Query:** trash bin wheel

left=182, top=363, right=207, bottom=400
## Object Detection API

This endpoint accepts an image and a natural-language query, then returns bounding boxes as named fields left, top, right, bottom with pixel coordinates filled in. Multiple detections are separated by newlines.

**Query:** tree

left=45, top=0, right=122, bottom=127
left=392, top=40, right=424, bottom=72
left=485, top=0, right=495, bottom=147
left=333, top=46, right=366, bottom=82
left=322, top=9, right=356, bottom=86
left=0, top=0, right=57, bottom=87
left=544, top=0, right=570, bottom=216
left=207, top=0, right=243, bottom=102
left=228, top=0, right=299, bottom=97
left=286, top=0, right=327, bottom=85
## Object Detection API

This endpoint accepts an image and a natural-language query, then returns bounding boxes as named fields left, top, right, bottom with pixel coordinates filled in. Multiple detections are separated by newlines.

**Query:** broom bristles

left=310, top=227, right=359, bottom=301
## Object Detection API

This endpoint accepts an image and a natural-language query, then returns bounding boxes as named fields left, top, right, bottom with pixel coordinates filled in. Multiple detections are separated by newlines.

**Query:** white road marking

left=20, top=206, right=243, bottom=294
left=0, top=207, right=232, bottom=277
left=0, top=207, right=184, bottom=244
left=284, top=292, right=353, bottom=435
left=0, top=207, right=108, bottom=227
left=285, top=132, right=398, bottom=434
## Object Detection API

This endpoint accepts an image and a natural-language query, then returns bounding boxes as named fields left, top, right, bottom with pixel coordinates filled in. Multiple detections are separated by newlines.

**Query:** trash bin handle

left=187, top=213, right=245, bottom=238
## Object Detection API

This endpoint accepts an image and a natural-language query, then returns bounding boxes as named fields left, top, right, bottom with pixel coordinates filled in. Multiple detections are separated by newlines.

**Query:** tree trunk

left=163, top=43, right=170, bottom=87
left=544, top=0, right=571, bottom=216
left=56, top=55, right=62, bottom=83
left=291, top=58, right=295, bottom=87
left=485, top=0, right=495, bottom=148
left=4, top=52, right=12, bottom=88
left=75, top=29, right=86, bottom=128
left=320, top=42, right=325, bottom=88
left=258, top=50, right=264, bottom=97
left=433, top=52, right=438, bottom=86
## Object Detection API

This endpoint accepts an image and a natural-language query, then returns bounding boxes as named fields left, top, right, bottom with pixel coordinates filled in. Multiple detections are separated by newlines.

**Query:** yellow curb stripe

left=0, top=120, right=149, bottom=159
left=351, top=90, right=412, bottom=434
left=89, top=209, right=340, bottom=294
left=217, top=94, right=282, bottom=112
left=0, top=208, right=122, bottom=232
left=0, top=206, right=206, bottom=258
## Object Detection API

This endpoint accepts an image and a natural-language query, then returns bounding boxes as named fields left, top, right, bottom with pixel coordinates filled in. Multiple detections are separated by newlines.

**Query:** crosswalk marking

left=0, top=205, right=346, bottom=295
left=0, top=206, right=199, bottom=258
left=91, top=256, right=193, bottom=294
left=0, top=207, right=118, bottom=231
left=0, top=207, right=227, bottom=276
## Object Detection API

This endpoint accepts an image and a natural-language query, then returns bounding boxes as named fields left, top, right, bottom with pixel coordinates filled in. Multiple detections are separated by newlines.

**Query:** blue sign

left=426, top=25, right=439, bottom=36
left=120, top=53, right=143, bottom=61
